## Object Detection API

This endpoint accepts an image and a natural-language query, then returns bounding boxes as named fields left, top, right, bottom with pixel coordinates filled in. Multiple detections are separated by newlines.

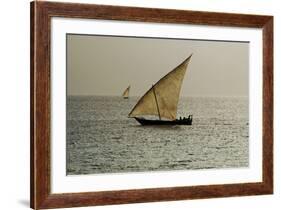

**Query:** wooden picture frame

left=30, top=1, right=273, bottom=209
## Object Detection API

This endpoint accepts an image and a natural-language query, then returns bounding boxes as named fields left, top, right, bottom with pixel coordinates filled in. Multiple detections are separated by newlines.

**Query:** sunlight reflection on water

left=66, top=96, right=249, bottom=175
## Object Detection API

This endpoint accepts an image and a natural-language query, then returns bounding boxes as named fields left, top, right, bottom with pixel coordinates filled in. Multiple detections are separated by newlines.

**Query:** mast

left=152, top=85, right=161, bottom=120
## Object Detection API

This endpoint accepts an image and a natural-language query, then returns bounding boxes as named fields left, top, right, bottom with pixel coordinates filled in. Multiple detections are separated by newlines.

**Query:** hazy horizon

left=67, top=34, right=249, bottom=97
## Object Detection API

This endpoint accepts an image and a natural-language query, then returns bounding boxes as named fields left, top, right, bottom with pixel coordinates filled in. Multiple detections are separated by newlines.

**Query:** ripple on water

left=66, top=96, right=249, bottom=175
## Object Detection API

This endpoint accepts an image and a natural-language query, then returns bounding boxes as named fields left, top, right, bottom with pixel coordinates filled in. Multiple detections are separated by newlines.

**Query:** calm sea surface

left=66, top=96, right=249, bottom=175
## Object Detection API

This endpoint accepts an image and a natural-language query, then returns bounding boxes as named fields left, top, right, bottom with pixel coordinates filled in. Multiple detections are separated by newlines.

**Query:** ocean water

left=66, top=96, right=249, bottom=175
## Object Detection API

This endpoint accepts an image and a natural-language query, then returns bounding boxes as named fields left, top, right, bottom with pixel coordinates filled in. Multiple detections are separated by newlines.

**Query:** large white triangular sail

left=122, top=85, right=130, bottom=98
left=129, top=55, right=192, bottom=120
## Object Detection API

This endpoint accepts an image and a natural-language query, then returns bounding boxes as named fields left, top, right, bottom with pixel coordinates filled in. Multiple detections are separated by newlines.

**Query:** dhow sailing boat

left=122, top=85, right=130, bottom=99
left=128, top=54, right=193, bottom=125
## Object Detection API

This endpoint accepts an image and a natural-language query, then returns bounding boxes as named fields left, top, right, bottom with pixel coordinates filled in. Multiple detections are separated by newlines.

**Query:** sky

left=67, top=34, right=249, bottom=97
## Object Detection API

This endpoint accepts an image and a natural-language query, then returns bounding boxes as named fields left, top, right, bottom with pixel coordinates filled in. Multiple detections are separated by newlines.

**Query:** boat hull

left=134, top=117, right=192, bottom=126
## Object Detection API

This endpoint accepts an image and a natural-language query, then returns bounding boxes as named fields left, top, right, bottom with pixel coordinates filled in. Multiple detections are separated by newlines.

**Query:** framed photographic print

left=30, top=1, right=273, bottom=209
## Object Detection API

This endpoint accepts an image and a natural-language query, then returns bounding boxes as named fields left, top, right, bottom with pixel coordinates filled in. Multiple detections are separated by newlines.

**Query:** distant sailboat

left=122, top=85, right=130, bottom=99
left=128, top=55, right=193, bottom=125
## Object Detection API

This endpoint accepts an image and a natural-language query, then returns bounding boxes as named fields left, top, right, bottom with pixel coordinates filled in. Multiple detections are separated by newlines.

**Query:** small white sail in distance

left=128, top=54, right=192, bottom=120
left=122, top=85, right=130, bottom=98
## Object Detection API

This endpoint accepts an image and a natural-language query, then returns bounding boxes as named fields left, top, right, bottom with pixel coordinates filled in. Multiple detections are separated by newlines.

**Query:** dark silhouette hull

left=134, top=117, right=192, bottom=126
